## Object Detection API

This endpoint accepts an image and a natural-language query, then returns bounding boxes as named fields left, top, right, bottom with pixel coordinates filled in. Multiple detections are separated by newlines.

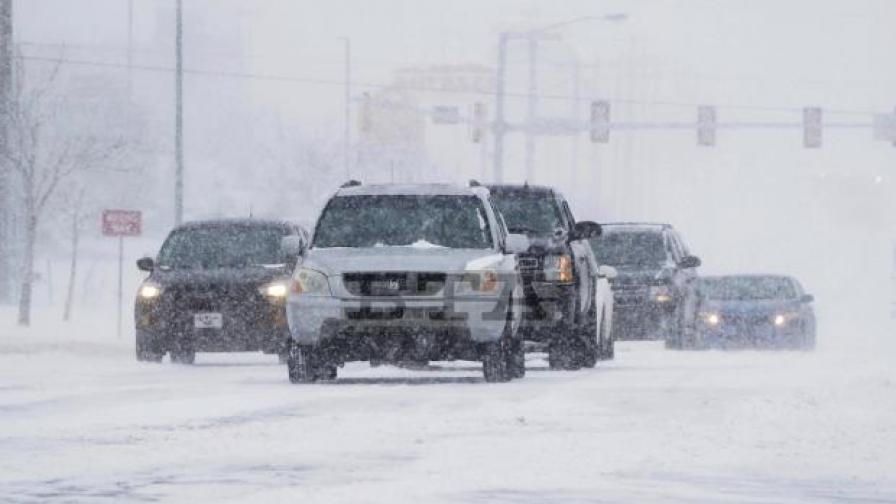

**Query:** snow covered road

left=1, top=334, right=895, bottom=503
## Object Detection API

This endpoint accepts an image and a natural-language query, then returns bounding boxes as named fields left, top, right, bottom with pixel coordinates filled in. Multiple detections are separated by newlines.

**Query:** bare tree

left=0, top=56, right=126, bottom=326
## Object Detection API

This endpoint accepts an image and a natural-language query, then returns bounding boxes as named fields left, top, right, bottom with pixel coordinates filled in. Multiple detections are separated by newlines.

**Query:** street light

left=492, top=13, right=628, bottom=184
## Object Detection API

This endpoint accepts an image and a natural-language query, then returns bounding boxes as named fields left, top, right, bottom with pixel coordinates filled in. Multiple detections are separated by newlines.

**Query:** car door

left=669, top=231, right=699, bottom=327
left=560, top=197, right=595, bottom=314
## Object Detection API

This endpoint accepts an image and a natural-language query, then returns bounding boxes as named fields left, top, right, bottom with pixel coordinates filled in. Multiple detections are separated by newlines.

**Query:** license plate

left=194, top=312, right=223, bottom=329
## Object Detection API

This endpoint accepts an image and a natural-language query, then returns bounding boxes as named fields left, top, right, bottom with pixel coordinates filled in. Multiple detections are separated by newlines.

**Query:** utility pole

left=126, top=0, right=133, bottom=101
left=0, top=0, right=13, bottom=304
left=174, top=0, right=184, bottom=225
left=492, top=33, right=508, bottom=184
left=525, top=37, right=537, bottom=182
left=339, top=37, right=351, bottom=179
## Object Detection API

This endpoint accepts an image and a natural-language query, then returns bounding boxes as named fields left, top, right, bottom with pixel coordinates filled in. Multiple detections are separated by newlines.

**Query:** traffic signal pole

left=492, top=33, right=508, bottom=184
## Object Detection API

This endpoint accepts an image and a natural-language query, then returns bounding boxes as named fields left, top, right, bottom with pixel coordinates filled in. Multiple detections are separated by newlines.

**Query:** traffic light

left=803, top=107, right=822, bottom=148
left=470, top=102, right=487, bottom=143
left=590, top=100, right=610, bottom=143
left=697, top=105, right=716, bottom=147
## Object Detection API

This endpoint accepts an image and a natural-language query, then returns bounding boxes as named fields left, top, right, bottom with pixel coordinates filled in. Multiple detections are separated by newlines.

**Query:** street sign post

left=102, top=210, right=142, bottom=339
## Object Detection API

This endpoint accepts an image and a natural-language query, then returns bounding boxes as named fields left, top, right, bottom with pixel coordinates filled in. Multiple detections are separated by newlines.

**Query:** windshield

left=488, top=189, right=563, bottom=237
left=158, top=226, right=286, bottom=269
left=591, top=231, right=667, bottom=267
left=313, top=195, right=493, bottom=249
left=699, top=277, right=797, bottom=301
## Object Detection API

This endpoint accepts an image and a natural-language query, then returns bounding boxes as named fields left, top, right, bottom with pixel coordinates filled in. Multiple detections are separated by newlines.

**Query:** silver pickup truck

left=285, top=182, right=530, bottom=383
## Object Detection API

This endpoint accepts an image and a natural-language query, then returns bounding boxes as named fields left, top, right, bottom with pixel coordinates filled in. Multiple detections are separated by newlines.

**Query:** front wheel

left=287, top=342, right=336, bottom=383
left=482, top=342, right=511, bottom=382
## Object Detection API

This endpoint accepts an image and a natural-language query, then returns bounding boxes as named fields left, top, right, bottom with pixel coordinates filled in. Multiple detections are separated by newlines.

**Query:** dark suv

left=487, top=184, right=615, bottom=369
left=134, top=219, right=308, bottom=364
left=589, top=223, right=701, bottom=348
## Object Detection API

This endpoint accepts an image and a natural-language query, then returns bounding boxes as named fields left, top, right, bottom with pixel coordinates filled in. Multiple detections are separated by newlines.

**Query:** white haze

left=2, top=0, right=895, bottom=502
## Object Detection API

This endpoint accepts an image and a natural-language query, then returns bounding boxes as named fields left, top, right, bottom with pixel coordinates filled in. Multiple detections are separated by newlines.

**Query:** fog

left=2, top=1, right=895, bottom=502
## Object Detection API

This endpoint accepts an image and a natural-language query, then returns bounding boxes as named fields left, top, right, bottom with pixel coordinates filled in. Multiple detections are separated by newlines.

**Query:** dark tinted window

left=698, top=277, right=797, bottom=301
left=313, top=195, right=493, bottom=249
left=158, top=225, right=286, bottom=269
left=489, top=189, right=563, bottom=237
left=590, top=231, right=667, bottom=267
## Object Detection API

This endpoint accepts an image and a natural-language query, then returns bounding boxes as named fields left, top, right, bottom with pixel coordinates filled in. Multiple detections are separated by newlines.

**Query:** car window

left=158, top=225, right=287, bottom=269
left=313, top=195, right=493, bottom=249
left=488, top=189, right=564, bottom=238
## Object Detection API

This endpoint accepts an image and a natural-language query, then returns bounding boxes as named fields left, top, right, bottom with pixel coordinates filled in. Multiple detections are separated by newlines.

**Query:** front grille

left=517, top=256, right=540, bottom=270
left=343, top=272, right=446, bottom=297
left=170, top=283, right=264, bottom=313
left=613, top=285, right=650, bottom=305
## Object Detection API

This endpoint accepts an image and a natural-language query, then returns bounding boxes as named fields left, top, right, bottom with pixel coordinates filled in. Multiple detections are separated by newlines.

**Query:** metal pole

left=341, top=37, right=351, bottom=179
left=493, top=33, right=508, bottom=183
left=174, top=0, right=184, bottom=226
left=117, top=236, right=123, bottom=339
left=0, top=0, right=12, bottom=304
left=525, top=37, right=537, bottom=182
left=126, top=0, right=133, bottom=100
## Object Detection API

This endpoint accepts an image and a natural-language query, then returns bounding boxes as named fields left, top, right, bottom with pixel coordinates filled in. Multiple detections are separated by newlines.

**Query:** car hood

left=699, top=299, right=802, bottom=315
left=150, top=265, right=289, bottom=287
left=302, top=247, right=505, bottom=275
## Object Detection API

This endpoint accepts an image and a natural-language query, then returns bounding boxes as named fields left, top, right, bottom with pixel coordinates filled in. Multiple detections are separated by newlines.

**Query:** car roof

left=174, top=218, right=294, bottom=231
left=486, top=183, right=554, bottom=195
left=336, top=183, right=479, bottom=197
left=602, top=222, right=671, bottom=233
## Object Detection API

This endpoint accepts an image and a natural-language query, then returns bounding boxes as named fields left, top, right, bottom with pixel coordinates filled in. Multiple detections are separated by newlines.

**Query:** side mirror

left=571, top=221, right=602, bottom=241
left=505, top=233, right=530, bottom=255
left=136, top=257, right=154, bottom=272
left=801, top=294, right=814, bottom=303
left=597, top=265, right=618, bottom=280
left=679, top=255, right=701, bottom=269
left=281, top=235, right=306, bottom=262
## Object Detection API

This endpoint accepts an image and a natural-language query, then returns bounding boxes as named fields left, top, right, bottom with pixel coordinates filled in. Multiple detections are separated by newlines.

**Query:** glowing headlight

left=651, top=285, right=673, bottom=303
left=260, top=281, right=289, bottom=298
left=544, top=255, right=574, bottom=283
left=138, top=283, right=162, bottom=299
left=701, top=312, right=720, bottom=326
left=290, top=268, right=331, bottom=296
left=461, top=271, right=500, bottom=293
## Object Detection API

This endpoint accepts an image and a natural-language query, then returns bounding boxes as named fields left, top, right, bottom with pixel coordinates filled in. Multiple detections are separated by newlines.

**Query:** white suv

left=285, top=182, right=530, bottom=383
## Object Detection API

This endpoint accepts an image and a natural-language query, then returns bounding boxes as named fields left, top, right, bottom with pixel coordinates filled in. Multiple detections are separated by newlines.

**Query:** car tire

left=548, top=330, right=583, bottom=371
left=483, top=309, right=515, bottom=383
left=507, top=335, right=526, bottom=379
left=287, top=341, right=332, bottom=383
left=136, top=348, right=163, bottom=362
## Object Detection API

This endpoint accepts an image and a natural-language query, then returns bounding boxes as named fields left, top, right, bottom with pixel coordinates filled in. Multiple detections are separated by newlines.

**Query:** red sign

left=102, top=210, right=142, bottom=237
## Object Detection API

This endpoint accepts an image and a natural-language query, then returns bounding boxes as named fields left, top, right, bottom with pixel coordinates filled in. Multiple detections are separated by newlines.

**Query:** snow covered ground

left=1, top=310, right=895, bottom=503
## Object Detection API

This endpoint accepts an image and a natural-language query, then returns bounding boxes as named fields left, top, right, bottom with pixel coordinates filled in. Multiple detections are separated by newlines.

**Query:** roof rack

left=340, top=180, right=362, bottom=188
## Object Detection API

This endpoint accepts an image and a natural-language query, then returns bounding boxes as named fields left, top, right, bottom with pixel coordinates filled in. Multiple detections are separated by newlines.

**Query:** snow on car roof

left=336, top=183, right=478, bottom=197
left=602, top=222, right=670, bottom=232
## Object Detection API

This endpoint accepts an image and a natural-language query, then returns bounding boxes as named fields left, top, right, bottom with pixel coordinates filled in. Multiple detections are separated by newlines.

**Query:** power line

left=19, top=54, right=884, bottom=117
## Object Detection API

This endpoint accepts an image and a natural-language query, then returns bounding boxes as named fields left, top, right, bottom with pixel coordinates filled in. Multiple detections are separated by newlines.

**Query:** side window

left=674, top=232, right=691, bottom=257
left=666, top=232, right=683, bottom=263
left=561, top=200, right=575, bottom=229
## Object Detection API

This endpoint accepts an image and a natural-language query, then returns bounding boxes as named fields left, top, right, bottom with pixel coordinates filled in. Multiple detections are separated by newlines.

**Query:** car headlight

left=138, top=282, right=162, bottom=300
left=544, top=255, right=574, bottom=283
left=259, top=280, right=289, bottom=299
left=774, top=313, right=797, bottom=327
left=650, top=285, right=673, bottom=303
left=290, top=268, right=331, bottom=296
left=700, top=312, right=721, bottom=326
left=459, top=271, right=500, bottom=294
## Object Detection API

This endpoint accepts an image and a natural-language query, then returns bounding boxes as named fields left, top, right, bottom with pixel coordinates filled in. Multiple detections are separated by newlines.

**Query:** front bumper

left=135, top=298, right=289, bottom=353
left=612, top=301, right=677, bottom=340
left=696, top=321, right=809, bottom=349
left=286, top=295, right=509, bottom=347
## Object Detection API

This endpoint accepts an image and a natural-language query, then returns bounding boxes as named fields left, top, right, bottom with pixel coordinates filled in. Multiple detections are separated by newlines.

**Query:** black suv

left=590, top=223, right=701, bottom=348
left=487, top=184, right=612, bottom=369
left=134, top=219, right=308, bottom=364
